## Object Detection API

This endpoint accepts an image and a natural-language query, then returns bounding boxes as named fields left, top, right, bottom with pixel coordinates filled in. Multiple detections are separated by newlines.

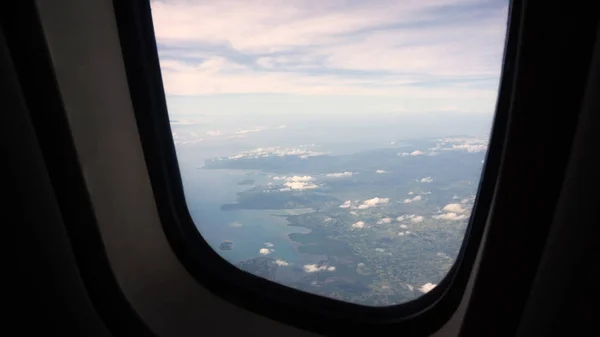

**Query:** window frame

left=111, top=0, right=520, bottom=334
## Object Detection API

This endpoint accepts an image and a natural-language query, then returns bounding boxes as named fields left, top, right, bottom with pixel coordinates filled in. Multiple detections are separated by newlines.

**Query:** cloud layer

left=151, top=0, right=508, bottom=114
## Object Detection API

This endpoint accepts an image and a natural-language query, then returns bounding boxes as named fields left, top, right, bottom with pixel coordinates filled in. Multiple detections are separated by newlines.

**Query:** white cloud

left=229, top=221, right=243, bottom=228
left=264, top=242, right=274, bottom=247
left=352, top=221, right=365, bottom=228
left=399, top=224, right=408, bottom=229
left=275, top=259, right=289, bottom=266
left=272, top=175, right=319, bottom=190
left=404, top=195, right=423, bottom=203
left=375, top=248, right=386, bottom=252
left=420, top=177, right=434, bottom=183
left=169, top=119, right=196, bottom=125
left=399, top=150, right=426, bottom=156
left=259, top=248, right=271, bottom=255
left=407, top=284, right=414, bottom=291
left=206, top=130, right=222, bottom=136
left=376, top=169, right=388, bottom=174
left=430, top=137, right=489, bottom=153
left=443, top=203, right=467, bottom=213
left=418, top=283, right=437, bottom=293
left=433, top=212, right=468, bottom=221
left=349, top=211, right=359, bottom=216
left=339, top=200, right=352, bottom=208
left=408, top=191, right=414, bottom=195
left=235, top=128, right=263, bottom=134
left=398, top=232, right=405, bottom=236
left=326, top=171, right=354, bottom=178
left=284, top=181, right=319, bottom=190
left=357, top=197, right=390, bottom=209
left=227, top=147, right=325, bottom=160
left=396, top=214, right=415, bottom=222
left=303, top=264, right=335, bottom=273
left=411, top=216, right=424, bottom=223
left=376, top=217, right=393, bottom=225
left=151, top=0, right=508, bottom=117
left=288, top=176, right=314, bottom=182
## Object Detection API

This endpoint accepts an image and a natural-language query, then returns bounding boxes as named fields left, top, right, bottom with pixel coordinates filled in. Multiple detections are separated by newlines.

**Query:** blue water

left=177, top=155, right=322, bottom=277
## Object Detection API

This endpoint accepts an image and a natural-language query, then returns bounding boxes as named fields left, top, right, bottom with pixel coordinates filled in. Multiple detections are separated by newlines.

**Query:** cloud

left=273, top=175, right=318, bottom=190
left=376, top=169, right=388, bottom=174
left=326, top=171, right=354, bottom=178
left=442, top=203, right=467, bottom=213
left=404, top=195, right=422, bottom=203
left=399, top=150, right=426, bottom=156
left=235, top=128, right=263, bottom=134
left=206, top=130, right=222, bottom=136
left=408, top=191, right=414, bottom=195
left=399, top=224, right=408, bottom=229
left=264, top=242, right=274, bottom=247
left=411, top=216, right=424, bottom=223
left=418, top=283, right=437, bottom=293
left=420, top=177, right=434, bottom=183
left=433, top=212, right=468, bottom=220
left=352, top=221, right=365, bottom=229
left=229, top=221, right=243, bottom=228
left=398, top=232, right=405, bottom=236
left=357, top=197, right=390, bottom=209
left=283, top=181, right=319, bottom=190
left=430, top=137, right=489, bottom=153
left=259, top=248, right=271, bottom=255
left=169, top=119, right=196, bottom=125
left=286, top=176, right=314, bottom=182
left=151, top=0, right=508, bottom=116
left=303, top=264, right=335, bottom=273
left=376, top=217, right=393, bottom=225
left=339, top=200, right=352, bottom=209
left=396, top=214, right=414, bottom=222
left=227, top=147, right=325, bottom=160
left=275, top=259, right=289, bottom=266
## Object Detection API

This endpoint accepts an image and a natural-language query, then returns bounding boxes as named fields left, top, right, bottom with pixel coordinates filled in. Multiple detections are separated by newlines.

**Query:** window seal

left=111, top=0, right=520, bottom=334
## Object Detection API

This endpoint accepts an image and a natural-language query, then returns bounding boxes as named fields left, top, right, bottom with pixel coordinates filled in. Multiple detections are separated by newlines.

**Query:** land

left=219, top=240, right=233, bottom=250
left=237, top=179, right=255, bottom=186
left=237, top=257, right=278, bottom=281
left=208, top=138, right=485, bottom=306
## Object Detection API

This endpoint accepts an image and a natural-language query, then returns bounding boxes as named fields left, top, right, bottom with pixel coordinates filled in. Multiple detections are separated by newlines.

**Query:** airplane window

left=149, top=0, right=509, bottom=306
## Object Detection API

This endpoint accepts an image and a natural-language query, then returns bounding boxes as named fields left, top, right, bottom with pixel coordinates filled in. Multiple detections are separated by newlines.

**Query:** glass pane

left=150, top=0, right=509, bottom=306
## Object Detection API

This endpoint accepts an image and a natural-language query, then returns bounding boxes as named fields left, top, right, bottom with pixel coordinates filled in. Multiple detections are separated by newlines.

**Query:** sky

left=150, top=0, right=508, bottom=120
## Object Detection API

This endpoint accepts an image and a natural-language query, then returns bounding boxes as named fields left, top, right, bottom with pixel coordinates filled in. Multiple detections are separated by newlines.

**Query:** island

left=219, top=240, right=233, bottom=250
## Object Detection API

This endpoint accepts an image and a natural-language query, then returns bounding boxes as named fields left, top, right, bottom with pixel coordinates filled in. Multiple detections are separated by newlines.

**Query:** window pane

left=150, top=0, right=508, bottom=306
